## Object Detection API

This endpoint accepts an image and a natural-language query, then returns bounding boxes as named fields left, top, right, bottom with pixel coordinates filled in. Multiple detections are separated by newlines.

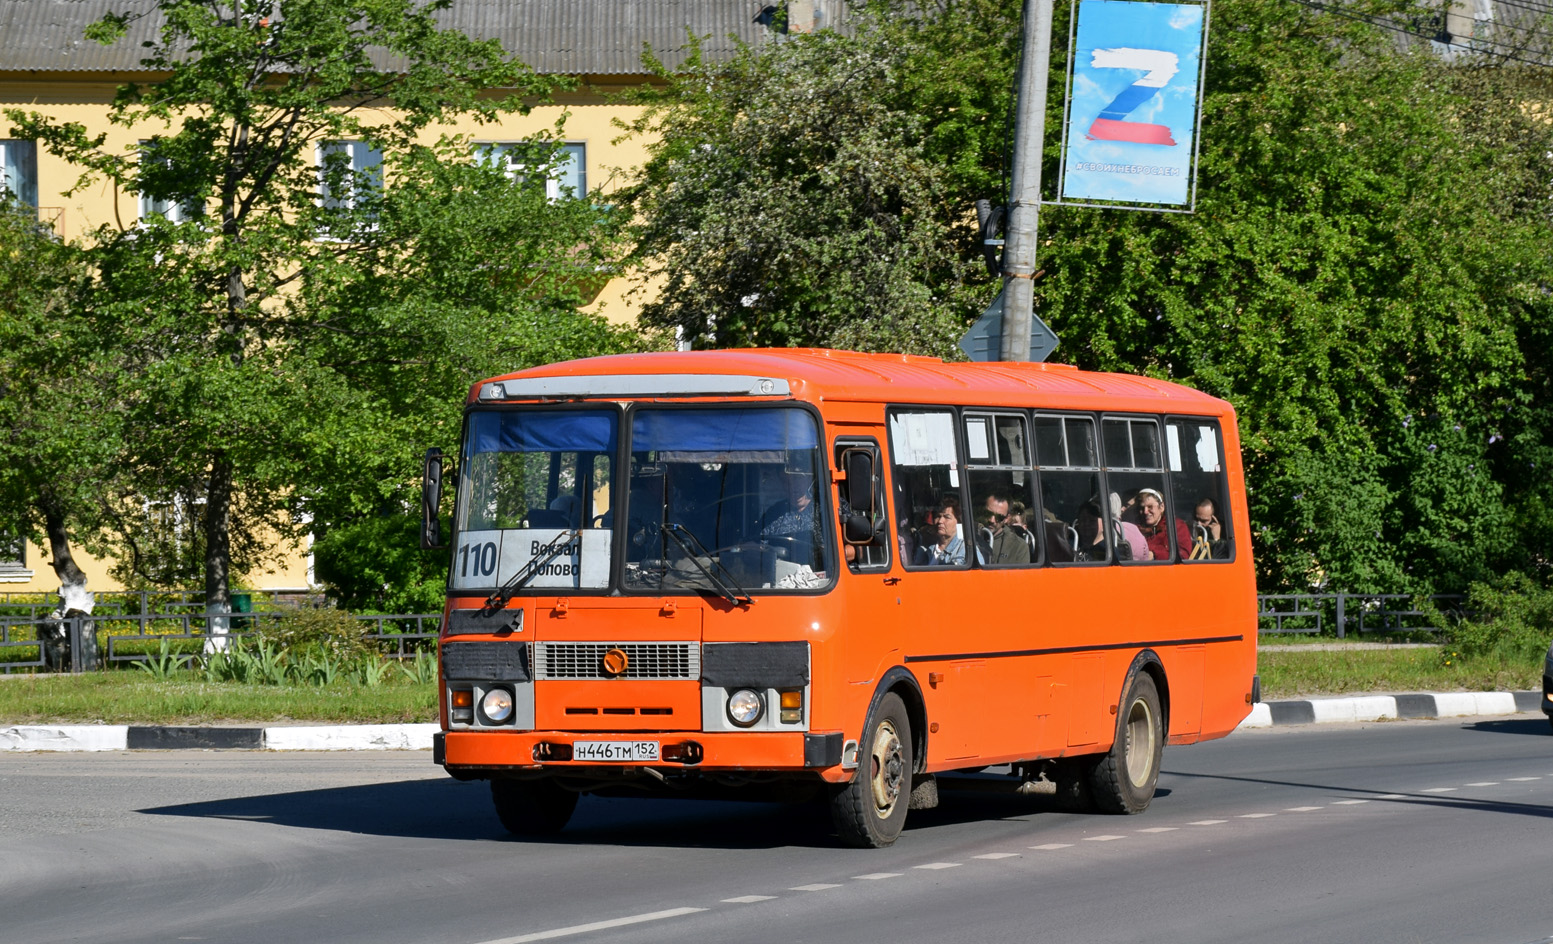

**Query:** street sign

left=959, top=285, right=1059, bottom=362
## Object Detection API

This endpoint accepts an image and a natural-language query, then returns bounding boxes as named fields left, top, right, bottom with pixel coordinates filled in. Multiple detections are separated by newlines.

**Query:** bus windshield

left=623, top=407, right=832, bottom=594
left=452, top=409, right=617, bottom=592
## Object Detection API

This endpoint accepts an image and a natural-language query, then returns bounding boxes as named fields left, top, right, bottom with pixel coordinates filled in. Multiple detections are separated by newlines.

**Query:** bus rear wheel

left=491, top=777, right=579, bottom=836
left=830, top=692, right=912, bottom=848
left=1088, top=673, right=1164, bottom=814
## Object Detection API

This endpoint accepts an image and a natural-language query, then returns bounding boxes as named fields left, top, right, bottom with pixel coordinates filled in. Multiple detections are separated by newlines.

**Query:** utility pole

left=961, top=0, right=1059, bottom=363
left=1000, top=0, right=1056, bottom=361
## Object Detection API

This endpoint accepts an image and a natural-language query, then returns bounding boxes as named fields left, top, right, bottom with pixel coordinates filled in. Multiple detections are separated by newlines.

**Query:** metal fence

left=0, top=589, right=1473, bottom=674
left=1256, top=593, right=1467, bottom=638
left=0, top=607, right=440, bottom=675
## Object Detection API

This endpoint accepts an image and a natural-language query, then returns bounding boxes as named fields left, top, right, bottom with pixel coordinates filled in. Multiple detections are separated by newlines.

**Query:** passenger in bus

left=1073, top=500, right=1108, bottom=561
left=1110, top=492, right=1151, bottom=561
left=1192, top=497, right=1227, bottom=559
left=1006, top=502, right=1041, bottom=559
left=1137, top=488, right=1191, bottom=561
left=1041, top=506, right=1076, bottom=563
left=975, top=492, right=1031, bottom=565
left=916, top=496, right=966, bottom=566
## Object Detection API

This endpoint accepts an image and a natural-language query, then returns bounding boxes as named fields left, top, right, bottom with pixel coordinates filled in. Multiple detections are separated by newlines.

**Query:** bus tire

left=830, top=692, right=912, bottom=848
left=491, top=777, right=578, bottom=836
left=1088, top=672, right=1164, bottom=814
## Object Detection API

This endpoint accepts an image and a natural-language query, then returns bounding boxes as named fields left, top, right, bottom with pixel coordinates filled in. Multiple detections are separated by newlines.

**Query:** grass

left=1258, top=645, right=1543, bottom=699
left=0, top=671, right=436, bottom=725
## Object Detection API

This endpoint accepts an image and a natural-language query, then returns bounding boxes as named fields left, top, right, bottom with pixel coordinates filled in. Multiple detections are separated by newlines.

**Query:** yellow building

left=0, top=0, right=809, bottom=596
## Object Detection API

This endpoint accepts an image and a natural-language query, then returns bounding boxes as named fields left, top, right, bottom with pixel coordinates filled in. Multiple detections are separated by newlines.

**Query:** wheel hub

left=870, top=720, right=904, bottom=816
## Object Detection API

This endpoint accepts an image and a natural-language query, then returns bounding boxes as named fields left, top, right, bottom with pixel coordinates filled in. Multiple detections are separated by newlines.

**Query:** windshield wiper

left=662, top=522, right=753, bottom=606
left=482, top=528, right=580, bottom=615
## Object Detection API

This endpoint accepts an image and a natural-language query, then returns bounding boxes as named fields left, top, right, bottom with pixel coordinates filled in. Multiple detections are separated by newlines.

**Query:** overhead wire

left=1286, top=0, right=1553, bottom=67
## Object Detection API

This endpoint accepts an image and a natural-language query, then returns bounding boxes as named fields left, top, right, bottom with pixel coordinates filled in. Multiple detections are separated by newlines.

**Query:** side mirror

left=840, top=447, right=879, bottom=544
left=421, top=448, right=446, bottom=550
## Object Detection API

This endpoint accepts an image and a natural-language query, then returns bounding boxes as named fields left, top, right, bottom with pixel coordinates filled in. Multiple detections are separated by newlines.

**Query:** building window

left=0, top=140, right=38, bottom=208
left=138, top=141, right=202, bottom=223
left=0, top=526, right=28, bottom=580
left=316, top=140, right=383, bottom=238
left=474, top=142, right=586, bottom=200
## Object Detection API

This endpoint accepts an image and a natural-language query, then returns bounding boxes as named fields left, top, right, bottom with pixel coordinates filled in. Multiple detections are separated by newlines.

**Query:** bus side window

left=965, top=412, right=1039, bottom=567
left=888, top=410, right=968, bottom=569
left=1166, top=418, right=1234, bottom=562
left=834, top=439, right=890, bottom=571
left=1033, top=414, right=1106, bottom=566
left=1104, top=416, right=1176, bottom=563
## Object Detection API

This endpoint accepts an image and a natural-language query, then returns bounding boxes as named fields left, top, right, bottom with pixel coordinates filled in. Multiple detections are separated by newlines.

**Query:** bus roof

left=470, top=349, right=1231, bottom=416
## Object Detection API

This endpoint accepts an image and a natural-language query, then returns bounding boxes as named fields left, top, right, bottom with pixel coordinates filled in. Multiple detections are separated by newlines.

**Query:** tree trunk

left=203, top=453, right=234, bottom=654
left=39, top=490, right=97, bottom=671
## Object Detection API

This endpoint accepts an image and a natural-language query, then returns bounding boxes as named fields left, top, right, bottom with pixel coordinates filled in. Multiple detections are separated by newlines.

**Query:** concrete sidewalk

left=1, top=691, right=1546, bottom=751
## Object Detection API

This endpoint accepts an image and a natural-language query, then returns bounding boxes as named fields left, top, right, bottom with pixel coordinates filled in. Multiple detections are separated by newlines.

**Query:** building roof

left=0, top=0, right=772, bottom=76
left=478, top=348, right=1232, bottom=417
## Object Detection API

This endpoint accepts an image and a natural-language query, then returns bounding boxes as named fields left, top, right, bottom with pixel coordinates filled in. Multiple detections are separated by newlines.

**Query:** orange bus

left=423, top=349, right=1258, bottom=847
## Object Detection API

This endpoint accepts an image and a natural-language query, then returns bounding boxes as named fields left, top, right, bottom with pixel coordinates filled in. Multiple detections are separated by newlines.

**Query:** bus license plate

left=572, top=740, right=660, bottom=762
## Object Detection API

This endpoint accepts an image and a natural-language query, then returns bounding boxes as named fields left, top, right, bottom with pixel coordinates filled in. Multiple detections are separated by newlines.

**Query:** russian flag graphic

left=1085, top=47, right=1179, bottom=146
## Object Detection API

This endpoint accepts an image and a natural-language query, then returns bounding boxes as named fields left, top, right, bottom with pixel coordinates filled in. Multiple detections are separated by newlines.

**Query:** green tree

left=7, top=0, right=638, bottom=631
left=619, top=0, right=1553, bottom=594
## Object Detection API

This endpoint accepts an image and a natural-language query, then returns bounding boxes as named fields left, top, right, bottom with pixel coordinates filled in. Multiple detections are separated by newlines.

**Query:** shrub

left=256, top=605, right=377, bottom=663
left=1446, top=572, right=1553, bottom=662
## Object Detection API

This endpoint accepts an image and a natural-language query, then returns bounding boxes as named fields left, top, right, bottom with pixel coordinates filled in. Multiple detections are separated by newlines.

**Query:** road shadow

left=1166, top=769, right=1553, bottom=820
left=140, top=771, right=1127, bottom=850
left=141, top=778, right=845, bottom=849
left=1463, top=717, right=1551, bottom=738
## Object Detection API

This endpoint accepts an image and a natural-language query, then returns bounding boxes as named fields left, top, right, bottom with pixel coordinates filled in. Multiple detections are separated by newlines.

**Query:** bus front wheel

left=491, top=777, right=579, bottom=836
left=1088, top=672, right=1164, bottom=815
left=830, top=692, right=912, bottom=848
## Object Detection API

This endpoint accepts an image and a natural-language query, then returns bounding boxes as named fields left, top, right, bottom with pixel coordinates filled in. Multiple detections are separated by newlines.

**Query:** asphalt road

left=1, top=715, right=1550, bottom=944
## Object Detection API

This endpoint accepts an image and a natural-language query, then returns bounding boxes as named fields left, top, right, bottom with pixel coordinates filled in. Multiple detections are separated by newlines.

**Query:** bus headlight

left=727, top=689, right=763, bottom=727
left=480, top=688, right=514, bottom=724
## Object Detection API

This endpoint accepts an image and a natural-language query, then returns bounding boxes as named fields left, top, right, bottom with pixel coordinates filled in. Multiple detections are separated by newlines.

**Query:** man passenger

left=977, top=491, right=1031, bottom=565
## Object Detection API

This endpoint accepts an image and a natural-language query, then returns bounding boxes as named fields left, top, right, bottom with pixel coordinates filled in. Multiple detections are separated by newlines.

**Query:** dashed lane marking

left=1507, top=777, right=1542, bottom=782
left=1422, top=787, right=1458, bottom=793
left=790, top=884, right=841, bottom=892
left=722, top=896, right=775, bottom=904
left=1331, top=799, right=1369, bottom=805
left=914, top=862, right=962, bottom=870
left=1083, top=835, right=1125, bottom=842
left=1137, top=827, right=1179, bottom=833
left=974, top=853, right=1021, bottom=860
left=1466, top=782, right=1500, bottom=787
left=1284, top=806, right=1324, bottom=811
left=1374, top=794, right=1408, bottom=799
left=1188, top=819, right=1226, bottom=825
left=1239, top=813, right=1277, bottom=819
left=852, top=873, right=902, bottom=880
left=1030, top=843, right=1072, bottom=850
left=476, top=907, right=708, bottom=944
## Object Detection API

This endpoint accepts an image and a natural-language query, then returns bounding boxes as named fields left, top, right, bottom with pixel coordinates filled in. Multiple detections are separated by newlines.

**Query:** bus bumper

left=437, top=729, right=844, bottom=774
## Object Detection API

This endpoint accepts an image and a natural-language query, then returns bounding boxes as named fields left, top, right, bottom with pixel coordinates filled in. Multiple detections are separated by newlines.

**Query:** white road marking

left=790, top=884, right=841, bottom=892
left=1374, top=794, right=1408, bottom=800
left=1239, top=813, right=1276, bottom=819
left=476, top=907, right=707, bottom=944
left=1330, top=799, right=1369, bottom=805
left=722, top=896, right=775, bottom=904
left=1188, top=819, right=1227, bottom=825
left=1284, top=806, right=1324, bottom=812
left=1083, top=835, right=1125, bottom=842
left=1421, top=787, right=1457, bottom=793
left=852, top=873, right=902, bottom=880
left=973, top=853, right=1020, bottom=859
left=1137, top=827, right=1179, bottom=833
left=1508, top=777, right=1541, bottom=782
left=1465, top=782, right=1499, bottom=787
left=914, top=862, right=962, bottom=870
left=1030, top=843, right=1072, bottom=850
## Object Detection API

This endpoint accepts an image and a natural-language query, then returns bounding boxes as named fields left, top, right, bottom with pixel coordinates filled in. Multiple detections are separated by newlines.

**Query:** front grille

left=533, top=642, right=700, bottom=681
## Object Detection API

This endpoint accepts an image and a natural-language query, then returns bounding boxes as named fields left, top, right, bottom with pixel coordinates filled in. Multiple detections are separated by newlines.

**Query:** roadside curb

left=0, top=693, right=1544, bottom=751
left=0, top=723, right=439, bottom=752
left=1236, top=690, right=1543, bottom=730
